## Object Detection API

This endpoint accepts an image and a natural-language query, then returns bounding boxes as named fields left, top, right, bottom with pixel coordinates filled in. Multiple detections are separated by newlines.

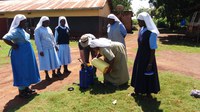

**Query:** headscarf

left=9, top=14, right=26, bottom=32
left=57, top=16, right=69, bottom=28
left=89, top=38, right=111, bottom=48
left=137, top=12, right=160, bottom=35
left=35, top=16, right=49, bottom=30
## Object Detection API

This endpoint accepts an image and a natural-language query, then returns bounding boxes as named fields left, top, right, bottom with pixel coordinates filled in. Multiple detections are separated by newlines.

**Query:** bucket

left=91, top=58, right=109, bottom=74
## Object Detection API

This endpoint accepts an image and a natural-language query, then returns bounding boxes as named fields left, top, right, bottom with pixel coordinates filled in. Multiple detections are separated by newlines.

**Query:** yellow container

left=87, top=63, right=92, bottom=67
left=91, top=58, right=110, bottom=74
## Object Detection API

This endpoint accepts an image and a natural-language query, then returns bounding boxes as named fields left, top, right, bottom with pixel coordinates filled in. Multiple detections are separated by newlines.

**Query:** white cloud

left=131, top=0, right=150, bottom=14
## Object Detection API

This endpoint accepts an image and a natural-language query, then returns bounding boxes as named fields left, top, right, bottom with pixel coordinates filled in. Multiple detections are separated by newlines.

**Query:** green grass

left=158, top=41, right=200, bottom=53
left=8, top=71, right=200, bottom=112
left=69, top=40, right=79, bottom=47
left=0, top=40, right=11, bottom=66
left=127, top=58, right=134, bottom=66
left=29, top=39, right=37, bottom=54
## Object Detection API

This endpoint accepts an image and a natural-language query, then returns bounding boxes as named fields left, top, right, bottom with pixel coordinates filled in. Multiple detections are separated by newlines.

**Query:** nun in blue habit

left=107, top=14, right=127, bottom=47
left=34, top=16, right=61, bottom=80
left=131, top=12, right=160, bottom=97
left=55, top=16, right=71, bottom=75
left=3, top=14, right=40, bottom=98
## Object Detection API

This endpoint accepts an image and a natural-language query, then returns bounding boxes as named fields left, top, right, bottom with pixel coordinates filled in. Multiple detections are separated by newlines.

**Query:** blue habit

left=3, top=27, right=40, bottom=87
left=11, top=42, right=40, bottom=86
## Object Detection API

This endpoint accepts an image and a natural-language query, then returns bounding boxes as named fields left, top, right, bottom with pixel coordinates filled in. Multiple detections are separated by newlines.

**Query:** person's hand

left=12, top=44, right=18, bottom=49
left=55, top=46, right=59, bottom=51
left=106, top=66, right=112, bottom=74
left=146, top=64, right=152, bottom=72
left=81, top=63, right=85, bottom=69
left=40, top=52, right=44, bottom=56
left=95, top=53, right=102, bottom=58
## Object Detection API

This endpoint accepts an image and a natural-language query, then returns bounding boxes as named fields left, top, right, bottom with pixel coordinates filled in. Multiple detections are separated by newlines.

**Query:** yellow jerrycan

left=91, top=58, right=109, bottom=74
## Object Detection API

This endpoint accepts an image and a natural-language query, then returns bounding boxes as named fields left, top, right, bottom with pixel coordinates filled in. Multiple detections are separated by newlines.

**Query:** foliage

left=155, top=17, right=168, bottom=28
left=132, top=19, right=138, bottom=25
left=112, top=0, right=132, bottom=11
left=136, top=8, right=151, bottom=15
left=149, top=0, right=200, bottom=29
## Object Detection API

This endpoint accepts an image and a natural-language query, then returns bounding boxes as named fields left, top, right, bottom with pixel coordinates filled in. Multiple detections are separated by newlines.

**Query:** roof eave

left=0, top=7, right=104, bottom=13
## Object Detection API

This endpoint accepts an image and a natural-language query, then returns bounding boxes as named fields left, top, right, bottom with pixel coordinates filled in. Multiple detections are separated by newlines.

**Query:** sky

left=131, top=0, right=150, bottom=14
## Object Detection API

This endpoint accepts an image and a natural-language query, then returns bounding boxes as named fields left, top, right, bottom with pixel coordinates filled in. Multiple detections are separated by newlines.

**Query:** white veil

left=107, top=14, right=121, bottom=23
left=9, top=14, right=26, bottom=32
left=137, top=12, right=160, bottom=35
left=35, top=16, right=49, bottom=30
left=57, top=16, right=69, bottom=28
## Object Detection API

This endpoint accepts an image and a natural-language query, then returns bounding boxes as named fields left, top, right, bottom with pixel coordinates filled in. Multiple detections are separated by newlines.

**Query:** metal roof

left=0, top=0, right=107, bottom=13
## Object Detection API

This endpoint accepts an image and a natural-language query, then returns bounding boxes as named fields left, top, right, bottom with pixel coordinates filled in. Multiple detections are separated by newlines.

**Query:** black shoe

left=52, top=73, right=59, bottom=78
left=18, top=89, right=32, bottom=98
left=146, top=93, right=153, bottom=98
left=57, top=71, right=63, bottom=76
left=25, top=87, right=36, bottom=94
left=45, top=74, right=51, bottom=80
left=63, top=70, right=71, bottom=74
left=131, top=92, right=140, bottom=96
left=104, top=81, right=117, bottom=88
left=67, top=70, right=71, bottom=73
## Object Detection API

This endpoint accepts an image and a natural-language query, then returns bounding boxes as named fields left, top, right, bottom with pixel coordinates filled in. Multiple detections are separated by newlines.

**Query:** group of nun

left=34, top=16, right=71, bottom=80
left=2, top=12, right=160, bottom=98
left=3, top=15, right=71, bottom=98
left=87, top=13, right=160, bottom=97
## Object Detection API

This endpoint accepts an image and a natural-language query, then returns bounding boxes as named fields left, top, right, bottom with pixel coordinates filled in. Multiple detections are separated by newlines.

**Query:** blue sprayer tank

left=79, top=64, right=94, bottom=89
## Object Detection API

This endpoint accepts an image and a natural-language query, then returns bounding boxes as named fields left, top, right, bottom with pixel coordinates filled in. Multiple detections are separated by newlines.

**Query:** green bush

left=132, top=19, right=138, bottom=31
left=156, top=18, right=169, bottom=28
left=132, top=19, right=138, bottom=25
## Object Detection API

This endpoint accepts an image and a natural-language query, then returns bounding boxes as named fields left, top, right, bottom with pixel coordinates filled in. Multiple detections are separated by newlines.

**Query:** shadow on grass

left=32, top=72, right=71, bottom=90
left=3, top=94, right=39, bottom=112
left=82, top=80, right=130, bottom=95
left=159, top=35, right=200, bottom=47
left=132, top=94, right=163, bottom=112
left=158, top=27, right=186, bottom=34
left=158, top=28, right=200, bottom=47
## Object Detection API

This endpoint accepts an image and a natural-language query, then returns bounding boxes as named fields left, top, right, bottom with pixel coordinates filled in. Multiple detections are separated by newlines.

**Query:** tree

left=149, top=0, right=200, bottom=29
left=112, top=0, right=132, bottom=11
left=137, top=8, right=151, bottom=15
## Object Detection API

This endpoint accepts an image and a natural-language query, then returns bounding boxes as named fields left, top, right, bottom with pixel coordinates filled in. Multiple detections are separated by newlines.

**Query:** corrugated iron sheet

left=0, top=0, right=107, bottom=12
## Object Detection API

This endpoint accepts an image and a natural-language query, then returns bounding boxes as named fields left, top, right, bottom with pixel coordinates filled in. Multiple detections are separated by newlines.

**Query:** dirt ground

left=0, top=33, right=200, bottom=111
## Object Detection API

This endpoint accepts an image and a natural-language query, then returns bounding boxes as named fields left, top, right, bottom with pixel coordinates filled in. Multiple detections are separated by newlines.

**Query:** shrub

left=156, top=18, right=169, bottom=28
